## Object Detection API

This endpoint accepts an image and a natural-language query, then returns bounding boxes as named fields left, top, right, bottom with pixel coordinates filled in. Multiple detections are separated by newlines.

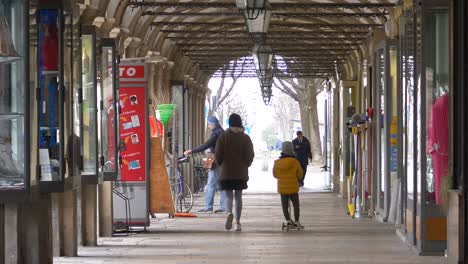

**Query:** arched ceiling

left=83, top=0, right=399, bottom=79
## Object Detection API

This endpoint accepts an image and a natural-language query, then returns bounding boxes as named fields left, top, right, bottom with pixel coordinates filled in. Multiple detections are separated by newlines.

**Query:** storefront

left=449, top=0, right=467, bottom=262
left=398, top=0, right=450, bottom=255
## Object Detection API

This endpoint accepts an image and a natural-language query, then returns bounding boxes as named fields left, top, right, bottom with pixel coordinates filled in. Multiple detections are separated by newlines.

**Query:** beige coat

left=215, top=127, right=255, bottom=182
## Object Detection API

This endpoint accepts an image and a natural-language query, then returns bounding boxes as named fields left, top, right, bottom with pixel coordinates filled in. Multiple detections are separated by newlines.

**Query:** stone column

left=4, top=204, right=18, bottom=264
left=447, top=190, right=464, bottom=264
left=197, top=92, right=202, bottom=146
left=51, top=193, right=60, bottom=257
left=0, top=205, right=3, bottom=262
left=82, top=184, right=98, bottom=246
left=98, top=182, right=113, bottom=237
left=38, top=194, right=53, bottom=263
left=332, top=86, right=341, bottom=194
left=59, top=190, right=77, bottom=257
left=19, top=194, right=54, bottom=264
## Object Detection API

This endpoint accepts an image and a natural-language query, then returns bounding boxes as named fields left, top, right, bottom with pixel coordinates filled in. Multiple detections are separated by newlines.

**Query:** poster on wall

left=119, top=64, right=147, bottom=182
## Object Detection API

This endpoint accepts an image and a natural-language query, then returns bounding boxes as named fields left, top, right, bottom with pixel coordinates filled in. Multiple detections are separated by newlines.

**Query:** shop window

left=423, top=11, right=450, bottom=205
left=0, top=1, right=26, bottom=189
left=81, top=29, right=98, bottom=177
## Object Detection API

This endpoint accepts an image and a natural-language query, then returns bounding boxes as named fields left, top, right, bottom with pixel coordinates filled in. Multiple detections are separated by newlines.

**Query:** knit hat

left=228, top=113, right=243, bottom=128
left=207, top=116, right=219, bottom=125
left=281, top=141, right=295, bottom=156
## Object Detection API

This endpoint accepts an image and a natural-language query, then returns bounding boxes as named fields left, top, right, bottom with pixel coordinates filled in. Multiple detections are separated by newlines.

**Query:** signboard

left=390, top=116, right=398, bottom=172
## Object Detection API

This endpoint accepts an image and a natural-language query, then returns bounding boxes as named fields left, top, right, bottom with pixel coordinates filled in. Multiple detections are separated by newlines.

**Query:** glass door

left=81, top=25, right=99, bottom=182
left=373, top=42, right=391, bottom=221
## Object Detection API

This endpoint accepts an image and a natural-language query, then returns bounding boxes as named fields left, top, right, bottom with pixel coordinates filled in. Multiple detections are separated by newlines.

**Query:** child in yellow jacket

left=273, top=141, right=304, bottom=228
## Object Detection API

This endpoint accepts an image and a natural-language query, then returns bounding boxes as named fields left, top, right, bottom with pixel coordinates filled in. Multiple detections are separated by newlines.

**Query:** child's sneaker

left=234, top=223, right=242, bottom=232
left=295, top=221, right=304, bottom=229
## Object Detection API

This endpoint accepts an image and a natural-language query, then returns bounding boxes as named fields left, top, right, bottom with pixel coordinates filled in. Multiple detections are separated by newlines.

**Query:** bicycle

left=167, top=156, right=194, bottom=213
left=193, top=164, right=208, bottom=193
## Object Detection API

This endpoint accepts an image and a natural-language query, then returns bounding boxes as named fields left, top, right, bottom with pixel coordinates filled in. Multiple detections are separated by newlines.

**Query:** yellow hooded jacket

left=273, top=157, right=304, bottom=194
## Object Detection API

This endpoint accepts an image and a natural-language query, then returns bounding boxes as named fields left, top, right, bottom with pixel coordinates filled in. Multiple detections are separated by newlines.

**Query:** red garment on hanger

left=428, top=93, right=449, bottom=205
left=42, top=24, right=58, bottom=71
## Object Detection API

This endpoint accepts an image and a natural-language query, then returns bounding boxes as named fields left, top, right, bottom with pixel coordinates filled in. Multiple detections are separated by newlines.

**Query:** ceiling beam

left=177, top=43, right=359, bottom=48
left=210, top=74, right=331, bottom=78
left=167, top=36, right=366, bottom=41
left=174, top=40, right=362, bottom=45
left=151, top=22, right=383, bottom=28
left=211, top=72, right=331, bottom=75
left=161, top=30, right=370, bottom=35
left=129, top=1, right=397, bottom=9
left=142, top=11, right=387, bottom=19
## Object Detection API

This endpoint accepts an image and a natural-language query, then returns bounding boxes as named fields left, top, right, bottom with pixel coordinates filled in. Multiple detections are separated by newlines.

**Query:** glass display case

left=81, top=25, right=99, bottom=184
left=36, top=8, right=62, bottom=183
left=0, top=0, right=30, bottom=196
left=99, top=38, right=120, bottom=181
left=36, top=2, right=81, bottom=192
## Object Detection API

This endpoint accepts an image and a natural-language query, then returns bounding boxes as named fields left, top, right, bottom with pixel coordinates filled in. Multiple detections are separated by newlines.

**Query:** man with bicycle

left=184, top=116, right=226, bottom=213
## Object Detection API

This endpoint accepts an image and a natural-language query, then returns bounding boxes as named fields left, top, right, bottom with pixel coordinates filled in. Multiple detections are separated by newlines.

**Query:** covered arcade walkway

left=55, top=164, right=445, bottom=264
left=3, top=0, right=468, bottom=263
left=55, top=191, right=446, bottom=264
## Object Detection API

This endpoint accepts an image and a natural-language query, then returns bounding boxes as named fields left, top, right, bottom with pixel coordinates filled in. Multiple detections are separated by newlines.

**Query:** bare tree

left=274, top=77, right=326, bottom=164
left=272, top=93, right=300, bottom=141
left=208, top=57, right=248, bottom=119
left=226, top=97, right=249, bottom=128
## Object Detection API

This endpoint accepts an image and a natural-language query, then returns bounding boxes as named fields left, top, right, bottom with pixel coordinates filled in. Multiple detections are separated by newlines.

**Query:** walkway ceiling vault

left=80, top=0, right=399, bottom=98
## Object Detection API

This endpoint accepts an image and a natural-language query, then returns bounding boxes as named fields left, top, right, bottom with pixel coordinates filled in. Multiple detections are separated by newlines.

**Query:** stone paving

left=54, top=162, right=446, bottom=264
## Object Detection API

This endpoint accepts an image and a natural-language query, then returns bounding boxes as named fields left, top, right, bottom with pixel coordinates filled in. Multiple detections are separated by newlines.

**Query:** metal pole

left=171, top=107, right=178, bottom=212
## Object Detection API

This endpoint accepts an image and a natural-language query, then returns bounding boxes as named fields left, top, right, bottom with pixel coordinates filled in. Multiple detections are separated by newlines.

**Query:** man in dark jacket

left=292, top=131, right=312, bottom=187
left=184, top=116, right=226, bottom=213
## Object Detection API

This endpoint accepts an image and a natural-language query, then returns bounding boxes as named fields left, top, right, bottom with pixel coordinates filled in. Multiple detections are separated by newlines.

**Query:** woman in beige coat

left=215, top=113, right=254, bottom=231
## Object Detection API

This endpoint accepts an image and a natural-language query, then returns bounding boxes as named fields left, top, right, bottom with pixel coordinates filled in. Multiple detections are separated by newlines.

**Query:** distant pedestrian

left=215, top=113, right=254, bottom=231
left=292, top=131, right=312, bottom=186
left=184, top=116, right=226, bottom=213
left=273, top=141, right=304, bottom=228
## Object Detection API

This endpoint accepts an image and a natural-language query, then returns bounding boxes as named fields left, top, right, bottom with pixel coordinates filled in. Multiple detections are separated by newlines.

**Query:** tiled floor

left=55, top=190, right=447, bottom=264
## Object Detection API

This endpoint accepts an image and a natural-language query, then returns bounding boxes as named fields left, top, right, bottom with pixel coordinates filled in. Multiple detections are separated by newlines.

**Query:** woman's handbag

left=202, top=153, right=216, bottom=169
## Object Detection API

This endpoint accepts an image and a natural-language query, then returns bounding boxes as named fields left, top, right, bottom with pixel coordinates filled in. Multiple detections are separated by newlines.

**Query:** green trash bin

left=157, top=104, right=176, bottom=127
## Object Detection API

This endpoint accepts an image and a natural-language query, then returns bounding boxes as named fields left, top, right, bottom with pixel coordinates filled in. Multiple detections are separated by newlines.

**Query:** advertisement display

left=113, top=63, right=149, bottom=230
left=120, top=86, right=146, bottom=182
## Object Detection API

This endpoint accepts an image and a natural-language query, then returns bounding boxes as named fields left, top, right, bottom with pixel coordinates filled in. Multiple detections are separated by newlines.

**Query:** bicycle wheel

left=176, top=182, right=194, bottom=213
